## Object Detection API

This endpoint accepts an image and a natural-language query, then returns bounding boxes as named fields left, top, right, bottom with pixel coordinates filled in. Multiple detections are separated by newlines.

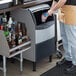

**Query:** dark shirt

left=54, top=0, right=76, bottom=5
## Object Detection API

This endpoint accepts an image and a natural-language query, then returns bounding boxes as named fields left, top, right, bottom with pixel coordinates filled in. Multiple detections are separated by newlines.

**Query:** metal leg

left=3, top=56, right=6, bottom=76
left=49, top=55, right=52, bottom=62
left=33, top=62, right=36, bottom=71
left=20, top=53, right=23, bottom=72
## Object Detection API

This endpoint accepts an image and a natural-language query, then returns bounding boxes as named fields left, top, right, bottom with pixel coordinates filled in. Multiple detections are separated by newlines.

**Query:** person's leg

left=60, top=22, right=72, bottom=61
left=64, top=24, right=76, bottom=73
left=69, top=26, right=76, bottom=65
left=57, top=22, right=72, bottom=66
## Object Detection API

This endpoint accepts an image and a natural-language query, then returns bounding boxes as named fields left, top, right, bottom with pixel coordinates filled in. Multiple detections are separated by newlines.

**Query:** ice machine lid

left=0, top=0, right=12, bottom=4
left=28, top=4, right=50, bottom=13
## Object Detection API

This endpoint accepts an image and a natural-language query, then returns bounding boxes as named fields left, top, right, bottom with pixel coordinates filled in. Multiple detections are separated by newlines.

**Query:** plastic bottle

left=41, top=12, right=49, bottom=22
left=8, top=17, right=13, bottom=28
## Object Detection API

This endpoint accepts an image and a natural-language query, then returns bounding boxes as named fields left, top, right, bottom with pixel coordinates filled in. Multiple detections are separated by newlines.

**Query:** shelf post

left=20, top=52, right=23, bottom=72
left=3, top=56, right=6, bottom=76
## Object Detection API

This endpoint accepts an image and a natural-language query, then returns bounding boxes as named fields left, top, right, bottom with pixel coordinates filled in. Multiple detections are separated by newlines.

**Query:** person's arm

left=48, top=0, right=67, bottom=16
left=51, top=0, right=57, bottom=8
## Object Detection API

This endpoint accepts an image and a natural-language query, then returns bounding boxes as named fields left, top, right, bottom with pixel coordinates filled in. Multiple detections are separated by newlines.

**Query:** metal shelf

left=0, top=0, right=51, bottom=14
left=0, top=30, right=31, bottom=58
left=0, top=30, right=31, bottom=76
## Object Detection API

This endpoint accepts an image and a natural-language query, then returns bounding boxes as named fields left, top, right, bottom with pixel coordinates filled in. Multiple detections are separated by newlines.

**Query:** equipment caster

left=56, top=50, right=63, bottom=59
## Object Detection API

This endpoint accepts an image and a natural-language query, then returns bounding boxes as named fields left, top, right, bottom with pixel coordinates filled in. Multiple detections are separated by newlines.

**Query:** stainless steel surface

left=3, top=56, right=6, bottom=76
left=0, top=0, right=12, bottom=4
left=0, top=53, right=25, bottom=76
left=20, top=53, right=23, bottom=72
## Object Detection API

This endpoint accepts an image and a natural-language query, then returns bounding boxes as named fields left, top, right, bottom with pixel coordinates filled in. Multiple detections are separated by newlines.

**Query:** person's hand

left=47, top=9, right=54, bottom=16
left=41, top=12, right=49, bottom=22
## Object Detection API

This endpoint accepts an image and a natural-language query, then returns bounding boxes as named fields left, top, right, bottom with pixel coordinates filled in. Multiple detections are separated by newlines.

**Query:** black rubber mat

left=40, top=65, right=76, bottom=76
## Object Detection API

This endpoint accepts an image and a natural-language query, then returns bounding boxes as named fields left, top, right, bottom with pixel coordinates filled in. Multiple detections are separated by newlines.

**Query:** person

left=42, top=0, right=76, bottom=73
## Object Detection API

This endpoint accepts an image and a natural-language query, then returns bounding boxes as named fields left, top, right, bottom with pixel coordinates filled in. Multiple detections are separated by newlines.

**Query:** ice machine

left=11, top=4, right=55, bottom=71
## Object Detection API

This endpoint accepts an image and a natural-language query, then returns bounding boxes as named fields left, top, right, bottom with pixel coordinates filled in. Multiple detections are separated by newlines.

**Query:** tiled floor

left=0, top=55, right=61, bottom=76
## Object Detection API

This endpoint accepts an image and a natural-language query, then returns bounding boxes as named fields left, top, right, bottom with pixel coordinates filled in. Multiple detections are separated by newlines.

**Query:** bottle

left=7, top=32, right=12, bottom=48
left=2, top=13, right=9, bottom=36
left=18, top=0, right=23, bottom=4
left=3, top=24, right=9, bottom=36
left=2, top=13, right=7, bottom=23
left=21, top=23, right=27, bottom=36
left=15, top=33, right=18, bottom=46
left=0, top=15, right=4, bottom=30
left=18, top=32, right=22, bottom=45
left=17, top=23, right=23, bottom=45
left=0, top=15, right=3, bottom=25
left=41, top=12, right=49, bottom=22
left=11, top=39, right=16, bottom=48
left=11, top=32, right=16, bottom=48
left=8, top=32, right=12, bottom=42
left=0, top=25, right=3, bottom=30
left=8, top=17, right=13, bottom=29
left=12, top=0, right=18, bottom=6
left=12, top=0, right=22, bottom=5
left=7, top=17, right=16, bottom=48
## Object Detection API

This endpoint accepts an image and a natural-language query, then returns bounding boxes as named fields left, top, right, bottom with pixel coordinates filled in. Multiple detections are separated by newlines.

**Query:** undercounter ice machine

left=11, top=4, right=56, bottom=71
